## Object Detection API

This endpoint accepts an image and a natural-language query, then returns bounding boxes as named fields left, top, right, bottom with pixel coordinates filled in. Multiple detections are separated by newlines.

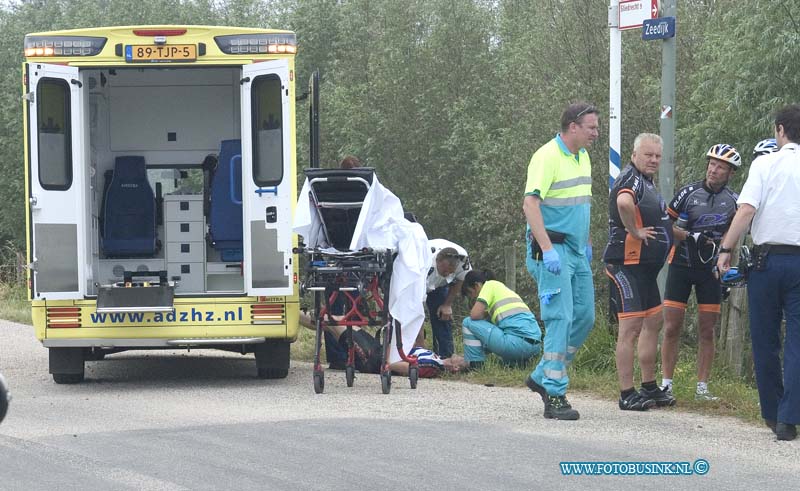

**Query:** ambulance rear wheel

left=52, top=373, right=84, bottom=384
left=49, top=348, right=85, bottom=384
left=254, top=341, right=290, bottom=379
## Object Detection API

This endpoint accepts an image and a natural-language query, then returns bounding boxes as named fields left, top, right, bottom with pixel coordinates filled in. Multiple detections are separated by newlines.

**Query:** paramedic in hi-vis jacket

left=522, top=102, right=598, bottom=421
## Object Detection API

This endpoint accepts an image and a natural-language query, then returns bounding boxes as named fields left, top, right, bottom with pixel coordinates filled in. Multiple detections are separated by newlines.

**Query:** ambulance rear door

left=240, top=60, right=293, bottom=296
left=26, top=63, right=87, bottom=300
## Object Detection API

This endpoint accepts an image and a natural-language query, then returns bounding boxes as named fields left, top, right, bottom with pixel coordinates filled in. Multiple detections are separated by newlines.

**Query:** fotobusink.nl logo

left=559, top=459, right=710, bottom=476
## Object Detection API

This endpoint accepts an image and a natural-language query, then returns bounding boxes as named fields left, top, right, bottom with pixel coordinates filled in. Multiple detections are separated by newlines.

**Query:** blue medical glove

left=542, top=248, right=561, bottom=275
left=586, top=244, right=593, bottom=263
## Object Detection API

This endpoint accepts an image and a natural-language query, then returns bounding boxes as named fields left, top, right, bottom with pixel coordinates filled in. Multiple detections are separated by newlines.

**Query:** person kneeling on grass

left=460, top=270, right=542, bottom=371
left=299, top=312, right=465, bottom=377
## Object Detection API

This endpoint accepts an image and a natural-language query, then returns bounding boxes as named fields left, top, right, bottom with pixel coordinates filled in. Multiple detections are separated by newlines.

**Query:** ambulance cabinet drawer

left=168, top=262, right=205, bottom=293
left=164, top=195, right=203, bottom=222
left=166, top=220, right=204, bottom=242
left=167, top=241, right=204, bottom=263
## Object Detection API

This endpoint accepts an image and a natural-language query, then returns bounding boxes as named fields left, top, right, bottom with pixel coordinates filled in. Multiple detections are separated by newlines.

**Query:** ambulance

left=22, top=25, right=301, bottom=383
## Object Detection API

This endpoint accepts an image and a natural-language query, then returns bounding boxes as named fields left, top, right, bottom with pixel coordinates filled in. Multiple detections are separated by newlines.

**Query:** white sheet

left=293, top=174, right=431, bottom=363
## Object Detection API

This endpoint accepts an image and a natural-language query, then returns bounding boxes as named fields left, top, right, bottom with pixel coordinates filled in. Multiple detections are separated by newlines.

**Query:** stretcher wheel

left=313, top=370, right=325, bottom=394
left=409, top=366, right=418, bottom=389
left=381, top=371, right=392, bottom=394
left=346, top=366, right=355, bottom=387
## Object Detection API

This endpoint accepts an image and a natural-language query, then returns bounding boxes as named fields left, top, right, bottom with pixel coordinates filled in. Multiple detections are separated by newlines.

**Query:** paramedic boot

left=526, top=376, right=548, bottom=405
left=544, top=395, right=580, bottom=420
left=639, top=386, right=677, bottom=407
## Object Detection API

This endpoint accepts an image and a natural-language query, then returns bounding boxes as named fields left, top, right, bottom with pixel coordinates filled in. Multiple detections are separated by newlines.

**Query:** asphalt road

left=0, top=319, right=796, bottom=490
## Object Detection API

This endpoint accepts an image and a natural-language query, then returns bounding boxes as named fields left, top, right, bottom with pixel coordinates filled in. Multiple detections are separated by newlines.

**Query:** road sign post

left=609, top=0, right=658, bottom=191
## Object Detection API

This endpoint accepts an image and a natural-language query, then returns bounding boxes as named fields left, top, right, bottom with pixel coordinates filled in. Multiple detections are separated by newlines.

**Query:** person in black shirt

left=603, top=133, right=674, bottom=411
left=661, top=144, right=740, bottom=402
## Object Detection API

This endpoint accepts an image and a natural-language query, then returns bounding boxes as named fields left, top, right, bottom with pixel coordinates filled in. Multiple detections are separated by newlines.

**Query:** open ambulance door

left=26, top=63, right=87, bottom=300
left=240, top=60, right=293, bottom=296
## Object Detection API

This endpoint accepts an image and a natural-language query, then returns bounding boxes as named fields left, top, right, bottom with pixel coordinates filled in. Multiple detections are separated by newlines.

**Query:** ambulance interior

left=77, top=66, right=282, bottom=297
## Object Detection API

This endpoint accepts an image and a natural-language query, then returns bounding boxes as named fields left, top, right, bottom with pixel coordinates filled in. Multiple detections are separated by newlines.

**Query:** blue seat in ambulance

left=102, top=156, right=157, bottom=257
left=208, top=139, right=243, bottom=261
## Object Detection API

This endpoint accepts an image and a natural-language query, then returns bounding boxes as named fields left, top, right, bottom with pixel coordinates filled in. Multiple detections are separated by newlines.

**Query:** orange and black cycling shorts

left=663, top=264, right=721, bottom=314
left=606, top=263, right=663, bottom=319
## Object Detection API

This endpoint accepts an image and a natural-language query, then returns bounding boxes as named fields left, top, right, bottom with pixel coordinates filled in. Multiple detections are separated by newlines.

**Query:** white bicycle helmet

left=753, top=138, right=778, bottom=158
left=706, top=143, right=742, bottom=168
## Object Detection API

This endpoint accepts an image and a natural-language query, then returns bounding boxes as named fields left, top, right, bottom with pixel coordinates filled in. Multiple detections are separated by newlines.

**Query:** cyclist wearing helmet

left=753, top=138, right=778, bottom=159
left=661, top=143, right=740, bottom=403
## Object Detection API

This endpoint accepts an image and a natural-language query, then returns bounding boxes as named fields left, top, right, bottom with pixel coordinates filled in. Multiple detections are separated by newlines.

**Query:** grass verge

left=0, top=282, right=31, bottom=325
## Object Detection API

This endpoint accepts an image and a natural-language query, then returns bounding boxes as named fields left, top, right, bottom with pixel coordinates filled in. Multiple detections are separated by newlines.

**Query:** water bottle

left=676, top=212, right=689, bottom=230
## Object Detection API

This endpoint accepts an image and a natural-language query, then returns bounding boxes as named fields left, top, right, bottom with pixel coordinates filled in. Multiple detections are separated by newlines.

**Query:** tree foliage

left=0, top=0, right=794, bottom=303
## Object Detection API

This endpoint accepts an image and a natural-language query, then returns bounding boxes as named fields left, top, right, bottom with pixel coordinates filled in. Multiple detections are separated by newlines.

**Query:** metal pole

left=657, top=0, right=677, bottom=292
left=608, top=1, right=623, bottom=322
left=659, top=0, right=676, bottom=200
left=608, top=1, right=622, bottom=190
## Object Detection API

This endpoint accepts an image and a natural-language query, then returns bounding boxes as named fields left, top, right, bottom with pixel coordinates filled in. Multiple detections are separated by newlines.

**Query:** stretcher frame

left=296, top=171, right=418, bottom=394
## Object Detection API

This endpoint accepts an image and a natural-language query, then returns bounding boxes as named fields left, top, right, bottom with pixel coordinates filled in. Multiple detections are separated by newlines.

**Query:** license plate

left=125, top=44, right=196, bottom=63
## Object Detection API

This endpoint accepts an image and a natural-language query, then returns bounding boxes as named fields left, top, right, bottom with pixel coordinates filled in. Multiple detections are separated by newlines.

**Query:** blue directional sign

left=642, top=16, right=676, bottom=41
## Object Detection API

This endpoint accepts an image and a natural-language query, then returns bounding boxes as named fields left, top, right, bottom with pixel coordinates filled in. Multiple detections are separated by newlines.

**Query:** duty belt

left=754, top=244, right=800, bottom=256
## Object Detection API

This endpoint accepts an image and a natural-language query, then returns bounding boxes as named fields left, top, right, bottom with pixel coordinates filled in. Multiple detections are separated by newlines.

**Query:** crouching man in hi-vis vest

left=459, top=270, right=541, bottom=371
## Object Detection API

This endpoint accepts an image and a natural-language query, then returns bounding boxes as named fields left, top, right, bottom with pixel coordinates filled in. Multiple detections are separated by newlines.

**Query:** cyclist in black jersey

left=661, top=144, right=741, bottom=402
left=603, top=133, right=674, bottom=411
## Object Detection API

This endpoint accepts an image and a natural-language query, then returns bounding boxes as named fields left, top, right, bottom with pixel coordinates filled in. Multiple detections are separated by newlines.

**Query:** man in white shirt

left=425, top=239, right=470, bottom=358
left=717, top=104, right=800, bottom=442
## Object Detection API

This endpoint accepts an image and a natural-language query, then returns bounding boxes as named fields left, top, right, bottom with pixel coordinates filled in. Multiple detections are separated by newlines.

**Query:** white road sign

left=619, top=0, right=658, bottom=30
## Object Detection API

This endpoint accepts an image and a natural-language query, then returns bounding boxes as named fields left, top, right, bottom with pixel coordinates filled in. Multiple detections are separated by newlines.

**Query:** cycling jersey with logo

left=668, top=180, right=738, bottom=269
left=603, top=163, right=673, bottom=265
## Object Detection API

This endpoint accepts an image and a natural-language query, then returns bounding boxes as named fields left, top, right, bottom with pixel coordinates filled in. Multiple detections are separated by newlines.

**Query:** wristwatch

left=719, top=247, right=732, bottom=254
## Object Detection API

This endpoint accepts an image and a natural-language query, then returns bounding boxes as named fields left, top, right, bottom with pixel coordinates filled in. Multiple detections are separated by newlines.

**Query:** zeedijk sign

left=642, top=17, right=675, bottom=40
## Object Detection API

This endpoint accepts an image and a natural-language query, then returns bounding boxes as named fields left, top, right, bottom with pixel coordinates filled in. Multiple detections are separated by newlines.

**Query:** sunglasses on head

left=573, top=105, right=597, bottom=124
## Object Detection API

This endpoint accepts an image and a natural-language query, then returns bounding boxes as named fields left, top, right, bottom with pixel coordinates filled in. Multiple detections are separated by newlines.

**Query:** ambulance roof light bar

left=24, top=36, right=106, bottom=57
left=214, top=33, right=297, bottom=55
